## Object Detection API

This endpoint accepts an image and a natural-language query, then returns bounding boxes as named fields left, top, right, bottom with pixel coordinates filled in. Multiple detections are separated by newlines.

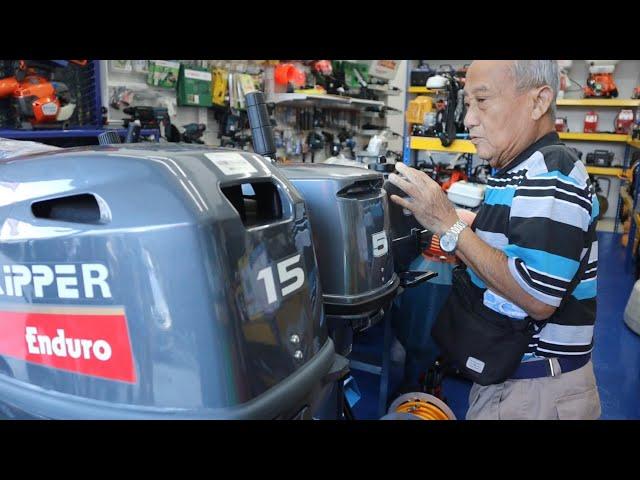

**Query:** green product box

left=147, top=60, right=180, bottom=89
left=342, top=61, right=370, bottom=89
left=177, top=65, right=213, bottom=107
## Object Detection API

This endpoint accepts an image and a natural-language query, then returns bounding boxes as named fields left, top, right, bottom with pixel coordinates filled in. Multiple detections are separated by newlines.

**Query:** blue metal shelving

left=0, top=128, right=159, bottom=140
left=0, top=60, right=161, bottom=143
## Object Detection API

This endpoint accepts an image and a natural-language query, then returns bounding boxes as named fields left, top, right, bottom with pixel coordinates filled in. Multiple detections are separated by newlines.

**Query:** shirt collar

left=495, top=131, right=560, bottom=176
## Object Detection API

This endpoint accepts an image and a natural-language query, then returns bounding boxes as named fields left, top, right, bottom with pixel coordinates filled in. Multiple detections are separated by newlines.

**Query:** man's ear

left=531, top=85, right=554, bottom=120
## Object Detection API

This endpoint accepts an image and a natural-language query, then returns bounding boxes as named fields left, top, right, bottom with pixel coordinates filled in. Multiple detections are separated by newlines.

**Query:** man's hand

left=388, top=162, right=459, bottom=235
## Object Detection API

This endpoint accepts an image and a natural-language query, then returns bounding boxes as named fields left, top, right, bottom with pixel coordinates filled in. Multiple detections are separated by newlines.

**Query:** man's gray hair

left=511, top=60, right=559, bottom=117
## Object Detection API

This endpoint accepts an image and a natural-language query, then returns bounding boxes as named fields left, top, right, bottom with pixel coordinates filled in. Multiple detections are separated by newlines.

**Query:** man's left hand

left=388, top=162, right=459, bottom=235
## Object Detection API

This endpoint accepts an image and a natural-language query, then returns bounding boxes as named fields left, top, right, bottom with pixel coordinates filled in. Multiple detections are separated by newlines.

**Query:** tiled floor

left=350, top=231, right=640, bottom=420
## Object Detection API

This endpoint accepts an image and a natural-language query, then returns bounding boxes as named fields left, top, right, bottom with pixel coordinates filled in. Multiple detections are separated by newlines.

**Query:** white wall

left=101, top=60, right=405, bottom=162
left=100, top=61, right=220, bottom=145
left=386, top=60, right=407, bottom=153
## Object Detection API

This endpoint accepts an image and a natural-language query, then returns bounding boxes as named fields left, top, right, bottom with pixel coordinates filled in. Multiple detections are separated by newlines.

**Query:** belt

left=510, top=355, right=591, bottom=380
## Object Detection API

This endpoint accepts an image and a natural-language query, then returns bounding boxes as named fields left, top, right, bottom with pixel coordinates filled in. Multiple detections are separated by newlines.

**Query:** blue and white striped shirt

left=470, top=132, right=598, bottom=358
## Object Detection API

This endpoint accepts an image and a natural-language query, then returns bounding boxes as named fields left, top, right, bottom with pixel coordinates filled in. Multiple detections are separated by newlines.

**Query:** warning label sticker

left=205, top=152, right=258, bottom=176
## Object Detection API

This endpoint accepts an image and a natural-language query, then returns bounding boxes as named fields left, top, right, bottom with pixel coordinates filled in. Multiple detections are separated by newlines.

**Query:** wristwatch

left=439, top=219, right=468, bottom=253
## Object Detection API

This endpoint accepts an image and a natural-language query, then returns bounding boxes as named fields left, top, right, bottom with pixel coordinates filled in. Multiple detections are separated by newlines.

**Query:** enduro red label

left=0, top=305, right=136, bottom=383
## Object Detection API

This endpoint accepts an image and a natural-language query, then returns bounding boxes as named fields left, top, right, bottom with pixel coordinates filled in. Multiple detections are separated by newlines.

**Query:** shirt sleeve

left=504, top=165, right=593, bottom=307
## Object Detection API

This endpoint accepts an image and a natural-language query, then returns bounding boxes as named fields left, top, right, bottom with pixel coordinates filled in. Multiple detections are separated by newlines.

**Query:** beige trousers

left=466, top=360, right=601, bottom=420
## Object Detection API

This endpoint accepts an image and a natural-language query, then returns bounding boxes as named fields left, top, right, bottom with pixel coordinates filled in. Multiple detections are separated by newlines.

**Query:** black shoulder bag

left=431, top=228, right=594, bottom=386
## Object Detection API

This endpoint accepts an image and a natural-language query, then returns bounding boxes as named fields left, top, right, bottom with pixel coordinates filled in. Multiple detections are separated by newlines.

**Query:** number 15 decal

left=372, top=231, right=388, bottom=258
left=257, top=254, right=306, bottom=305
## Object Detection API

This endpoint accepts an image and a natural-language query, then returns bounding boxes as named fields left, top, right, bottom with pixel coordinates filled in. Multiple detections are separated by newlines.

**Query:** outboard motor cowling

left=281, top=166, right=437, bottom=355
left=0, top=144, right=340, bottom=419
left=383, top=179, right=435, bottom=274
left=282, top=164, right=399, bottom=363
left=281, top=165, right=398, bottom=318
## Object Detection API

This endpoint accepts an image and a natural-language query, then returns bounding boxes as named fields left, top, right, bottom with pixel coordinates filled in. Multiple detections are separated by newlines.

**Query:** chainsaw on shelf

left=0, top=60, right=87, bottom=127
left=583, top=60, right=619, bottom=98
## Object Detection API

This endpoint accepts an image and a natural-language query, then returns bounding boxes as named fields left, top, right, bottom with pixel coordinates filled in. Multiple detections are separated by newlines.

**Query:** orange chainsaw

left=0, top=60, right=86, bottom=126
left=583, top=61, right=619, bottom=98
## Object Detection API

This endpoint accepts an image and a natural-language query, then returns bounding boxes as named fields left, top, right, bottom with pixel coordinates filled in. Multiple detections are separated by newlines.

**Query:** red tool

left=584, top=111, right=599, bottom=133
left=615, top=109, right=635, bottom=134
left=583, top=60, right=618, bottom=98
left=13, top=75, right=63, bottom=123
left=555, top=117, right=568, bottom=132
left=274, top=63, right=306, bottom=87
left=0, top=60, right=84, bottom=126
left=583, top=62, right=619, bottom=98
left=441, top=168, right=467, bottom=191
left=583, top=73, right=618, bottom=98
left=0, top=76, right=19, bottom=97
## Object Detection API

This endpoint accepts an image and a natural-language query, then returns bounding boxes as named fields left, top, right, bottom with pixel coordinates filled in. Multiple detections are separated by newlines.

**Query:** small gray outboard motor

left=281, top=164, right=400, bottom=350
left=0, top=142, right=345, bottom=419
left=246, top=92, right=437, bottom=418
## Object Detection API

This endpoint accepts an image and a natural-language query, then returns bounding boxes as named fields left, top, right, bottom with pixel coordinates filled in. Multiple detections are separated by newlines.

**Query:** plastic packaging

left=446, top=180, right=486, bottom=208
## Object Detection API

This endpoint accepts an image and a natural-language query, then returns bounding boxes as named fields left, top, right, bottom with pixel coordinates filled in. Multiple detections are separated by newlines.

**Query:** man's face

left=464, top=61, right=535, bottom=168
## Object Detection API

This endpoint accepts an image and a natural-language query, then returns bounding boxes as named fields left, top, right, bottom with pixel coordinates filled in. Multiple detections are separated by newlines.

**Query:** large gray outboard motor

left=0, top=143, right=344, bottom=419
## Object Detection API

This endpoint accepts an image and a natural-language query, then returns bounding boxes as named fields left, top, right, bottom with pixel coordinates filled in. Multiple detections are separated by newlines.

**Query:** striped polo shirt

left=469, top=131, right=598, bottom=359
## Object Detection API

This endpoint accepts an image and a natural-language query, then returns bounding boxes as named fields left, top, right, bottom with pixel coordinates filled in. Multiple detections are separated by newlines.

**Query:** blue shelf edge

left=0, top=128, right=160, bottom=140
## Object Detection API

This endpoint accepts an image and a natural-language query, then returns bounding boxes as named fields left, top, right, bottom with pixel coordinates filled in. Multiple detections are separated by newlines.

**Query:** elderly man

left=389, top=60, right=600, bottom=420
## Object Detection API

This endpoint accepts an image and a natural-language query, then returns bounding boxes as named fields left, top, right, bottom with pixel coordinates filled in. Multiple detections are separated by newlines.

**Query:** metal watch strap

left=448, top=219, right=468, bottom=236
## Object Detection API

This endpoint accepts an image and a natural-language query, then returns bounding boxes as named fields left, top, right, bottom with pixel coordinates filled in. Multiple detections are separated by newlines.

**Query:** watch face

left=440, top=232, right=458, bottom=253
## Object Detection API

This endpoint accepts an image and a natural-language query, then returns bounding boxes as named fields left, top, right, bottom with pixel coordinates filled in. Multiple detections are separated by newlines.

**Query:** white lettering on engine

left=55, top=265, right=79, bottom=299
left=82, top=264, right=112, bottom=299
left=12, top=265, right=32, bottom=297
left=0, top=263, right=112, bottom=299
left=4, top=265, right=14, bottom=295
left=32, top=265, right=54, bottom=297
left=25, top=327, right=112, bottom=361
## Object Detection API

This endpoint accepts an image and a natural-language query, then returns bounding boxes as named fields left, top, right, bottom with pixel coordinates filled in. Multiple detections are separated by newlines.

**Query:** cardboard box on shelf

left=177, top=65, right=213, bottom=107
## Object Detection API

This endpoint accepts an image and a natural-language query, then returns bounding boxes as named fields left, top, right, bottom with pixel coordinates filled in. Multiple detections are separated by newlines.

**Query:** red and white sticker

left=0, top=305, right=136, bottom=383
